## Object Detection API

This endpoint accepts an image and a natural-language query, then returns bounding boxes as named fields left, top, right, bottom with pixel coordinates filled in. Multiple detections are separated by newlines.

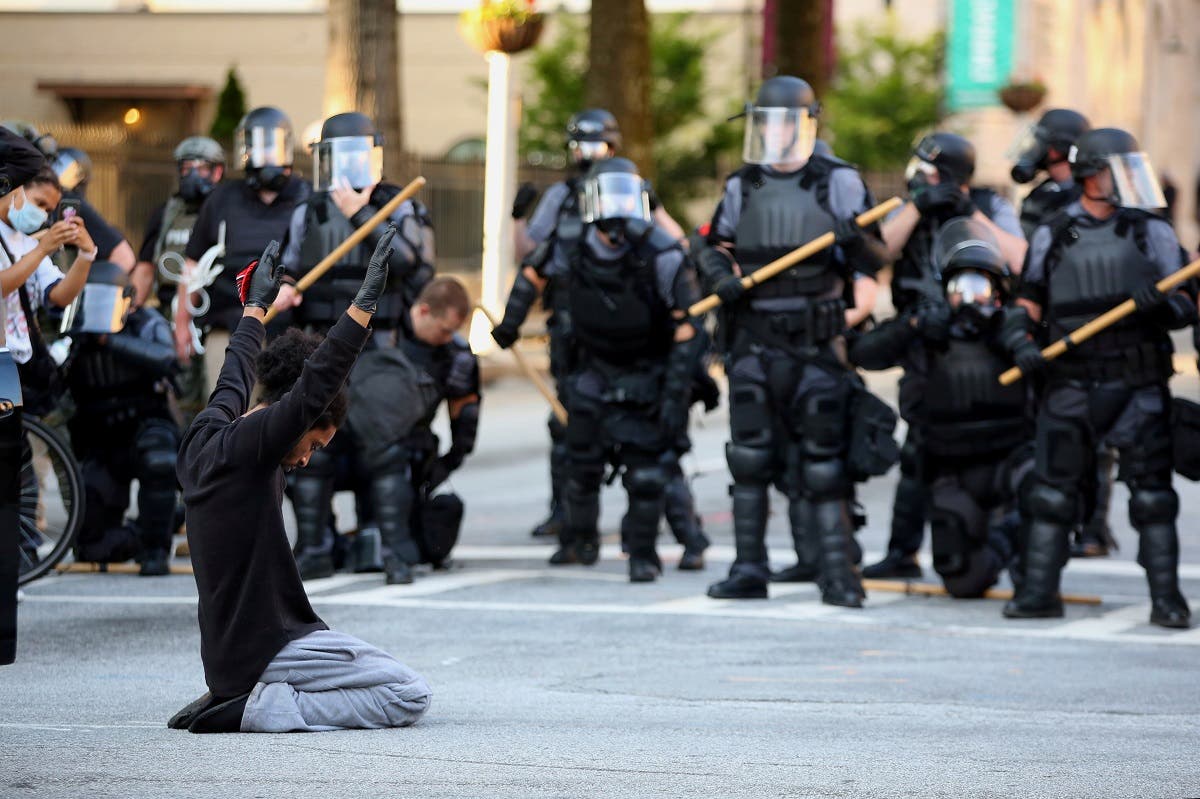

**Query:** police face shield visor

left=932, top=217, right=1005, bottom=276
left=51, top=152, right=86, bottom=192
left=59, top=283, right=133, bottom=335
left=1106, top=152, right=1167, bottom=210
left=742, top=107, right=817, bottom=166
left=313, top=137, right=383, bottom=192
left=945, top=270, right=1000, bottom=316
left=568, top=140, right=612, bottom=165
left=904, top=157, right=939, bottom=185
left=580, top=173, right=651, bottom=224
left=236, top=125, right=294, bottom=170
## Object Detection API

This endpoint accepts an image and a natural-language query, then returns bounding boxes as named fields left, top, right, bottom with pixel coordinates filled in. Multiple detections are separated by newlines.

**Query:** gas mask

left=246, top=166, right=290, bottom=193
left=178, top=170, right=216, bottom=203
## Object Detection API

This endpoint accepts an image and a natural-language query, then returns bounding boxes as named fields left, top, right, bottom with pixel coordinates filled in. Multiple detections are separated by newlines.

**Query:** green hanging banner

left=946, top=0, right=1016, bottom=111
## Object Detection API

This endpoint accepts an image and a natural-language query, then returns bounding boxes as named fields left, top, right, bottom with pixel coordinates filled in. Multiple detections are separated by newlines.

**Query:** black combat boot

left=291, top=472, right=336, bottom=580
left=1132, top=489, right=1190, bottom=629
left=664, top=470, right=709, bottom=570
left=533, top=440, right=570, bottom=538
left=771, top=496, right=820, bottom=583
left=1002, top=517, right=1067, bottom=619
left=862, top=550, right=923, bottom=580
left=708, top=483, right=770, bottom=599
left=864, top=472, right=927, bottom=579
left=812, top=498, right=864, bottom=608
left=372, top=472, right=419, bottom=585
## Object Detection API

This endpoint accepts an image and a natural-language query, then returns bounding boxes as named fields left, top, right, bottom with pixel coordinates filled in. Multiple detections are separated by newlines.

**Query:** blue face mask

left=8, top=189, right=48, bottom=235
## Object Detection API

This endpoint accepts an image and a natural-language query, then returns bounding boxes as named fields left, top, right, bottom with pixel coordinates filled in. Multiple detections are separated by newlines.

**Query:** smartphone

left=58, top=198, right=81, bottom=223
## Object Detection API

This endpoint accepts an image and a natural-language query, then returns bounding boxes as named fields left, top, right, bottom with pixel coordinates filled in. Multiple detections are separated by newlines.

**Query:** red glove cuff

left=235, top=259, right=259, bottom=305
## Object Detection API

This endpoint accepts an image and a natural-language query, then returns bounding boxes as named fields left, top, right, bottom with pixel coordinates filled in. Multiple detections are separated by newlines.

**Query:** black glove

left=715, top=274, right=747, bottom=305
left=512, top=182, right=539, bottom=220
left=912, top=299, right=951, bottom=342
left=236, top=240, right=283, bottom=310
left=1133, top=281, right=1168, bottom=315
left=425, top=456, right=453, bottom=491
left=833, top=216, right=864, bottom=251
left=491, top=322, right=519, bottom=349
left=913, top=182, right=974, bottom=218
left=1012, top=340, right=1046, bottom=377
left=354, top=224, right=396, bottom=314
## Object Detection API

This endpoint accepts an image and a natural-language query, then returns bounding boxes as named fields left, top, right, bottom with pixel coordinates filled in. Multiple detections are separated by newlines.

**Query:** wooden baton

left=687, top=196, right=903, bottom=317
left=999, top=256, right=1200, bottom=386
left=264, top=175, right=427, bottom=323
left=475, top=305, right=568, bottom=426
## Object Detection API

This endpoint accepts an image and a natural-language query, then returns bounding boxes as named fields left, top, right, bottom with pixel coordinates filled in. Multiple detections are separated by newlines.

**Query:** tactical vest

left=1044, top=210, right=1172, bottom=384
left=893, top=187, right=1002, bottom=314
left=567, top=228, right=677, bottom=366
left=1018, top=178, right=1078, bottom=240
left=397, top=333, right=477, bottom=447
left=540, top=179, right=583, bottom=316
left=734, top=159, right=842, bottom=300
left=922, top=333, right=1029, bottom=458
left=153, top=196, right=199, bottom=309
left=297, top=192, right=407, bottom=329
left=66, top=319, right=170, bottom=425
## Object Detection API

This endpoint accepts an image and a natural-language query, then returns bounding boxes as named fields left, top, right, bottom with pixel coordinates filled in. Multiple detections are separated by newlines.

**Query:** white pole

left=471, top=49, right=519, bottom=355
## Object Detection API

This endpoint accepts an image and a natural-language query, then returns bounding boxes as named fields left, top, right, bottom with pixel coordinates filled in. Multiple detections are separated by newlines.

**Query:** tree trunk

left=325, top=0, right=405, bottom=174
left=773, top=0, right=829, bottom=98
left=586, top=0, right=655, bottom=180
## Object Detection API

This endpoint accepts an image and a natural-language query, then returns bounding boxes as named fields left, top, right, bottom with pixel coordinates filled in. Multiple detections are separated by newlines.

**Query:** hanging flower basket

left=459, top=1, right=545, bottom=55
left=999, top=82, right=1047, bottom=113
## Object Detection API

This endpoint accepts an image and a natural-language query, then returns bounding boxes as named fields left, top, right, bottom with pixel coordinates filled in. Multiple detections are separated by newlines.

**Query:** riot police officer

left=1011, top=109, right=1091, bottom=239
left=278, top=112, right=434, bottom=580
left=174, top=107, right=310, bottom=393
left=64, top=262, right=181, bottom=575
left=136, top=136, right=226, bottom=314
left=505, top=109, right=689, bottom=544
left=697, top=76, right=889, bottom=605
left=852, top=218, right=1030, bottom=596
left=538, top=158, right=703, bottom=581
left=1005, top=128, right=1194, bottom=628
left=865, top=132, right=1027, bottom=580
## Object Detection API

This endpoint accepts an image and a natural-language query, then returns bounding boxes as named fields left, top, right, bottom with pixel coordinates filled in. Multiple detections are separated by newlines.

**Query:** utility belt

left=736, top=298, right=847, bottom=352
left=1047, top=340, right=1172, bottom=387
left=591, top=361, right=664, bottom=406
left=923, top=417, right=1029, bottom=459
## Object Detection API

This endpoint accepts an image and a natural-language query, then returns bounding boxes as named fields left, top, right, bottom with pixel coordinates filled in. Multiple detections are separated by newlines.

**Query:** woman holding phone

left=0, top=165, right=96, bottom=413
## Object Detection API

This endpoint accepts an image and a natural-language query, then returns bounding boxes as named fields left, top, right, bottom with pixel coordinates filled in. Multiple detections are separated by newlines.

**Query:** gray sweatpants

left=240, top=630, right=432, bottom=733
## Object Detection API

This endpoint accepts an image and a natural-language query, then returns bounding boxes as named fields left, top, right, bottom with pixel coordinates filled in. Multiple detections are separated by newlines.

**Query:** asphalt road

left=4, top=364, right=1200, bottom=798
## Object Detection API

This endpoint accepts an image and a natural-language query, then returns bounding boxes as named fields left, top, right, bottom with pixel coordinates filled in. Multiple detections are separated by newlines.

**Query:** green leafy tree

left=824, top=21, right=945, bottom=171
left=521, top=12, right=740, bottom=222
left=209, top=67, right=248, bottom=147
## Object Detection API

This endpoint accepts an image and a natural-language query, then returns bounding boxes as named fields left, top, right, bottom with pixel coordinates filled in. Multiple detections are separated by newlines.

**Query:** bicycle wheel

left=17, top=416, right=84, bottom=586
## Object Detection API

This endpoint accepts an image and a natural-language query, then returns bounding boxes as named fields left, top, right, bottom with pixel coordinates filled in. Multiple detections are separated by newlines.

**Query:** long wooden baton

left=999, top=256, right=1200, bottom=386
left=475, top=305, right=568, bottom=425
left=687, top=196, right=902, bottom=317
left=264, top=175, right=427, bottom=323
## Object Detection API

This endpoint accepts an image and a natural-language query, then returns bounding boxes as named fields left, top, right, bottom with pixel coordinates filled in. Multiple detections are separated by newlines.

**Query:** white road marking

left=302, top=573, right=380, bottom=594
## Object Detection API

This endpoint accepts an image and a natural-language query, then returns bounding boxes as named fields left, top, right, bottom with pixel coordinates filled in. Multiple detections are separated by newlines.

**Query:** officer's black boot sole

left=861, top=554, right=923, bottom=580
left=1149, top=594, right=1191, bottom=629
left=1002, top=598, right=1064, bottom=619
left=707, top=574, right=768, bottom=599
left=531, top=515, right=564, bottom=539
left=820, top=586, right=864, bottom=609
left=629, top=558, right=661, bottom=583
left=678, top=551, right=706, bottom=571
left=575, top=538, right=600, bottom=566
left=770, top=562, right=820, bottom=583
left=548, top=546, right=578, bottom=565
left=139, top=550, right=171, bottom=577
left=188, top=692, right=251, bottom=734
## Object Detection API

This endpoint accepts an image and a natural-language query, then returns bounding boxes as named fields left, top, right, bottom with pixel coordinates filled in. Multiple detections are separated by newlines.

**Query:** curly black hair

left=255, top=328, right=348, bottom=429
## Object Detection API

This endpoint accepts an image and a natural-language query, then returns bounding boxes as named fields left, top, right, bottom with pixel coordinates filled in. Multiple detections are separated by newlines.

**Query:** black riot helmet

left=742, top=76, right=820, bottom=166
left=1010, top=109, right=1089, bottom=183
left=933, top=217, right=1009, bottom=327
left=1, top=121, right=57, bottom=161
left=566, top=109, right=621, bottom=170
left=174, top=136, right=225, bottom=203
left=51, top=147, right=92, bottom=195
left=579, top=157, right=651, bottom=243
left=910, top=133, right=976, bottom=186
left=60, top=260, right=133, bottom=335
left=234, top=106, right=295, bottom=192
left=313, top=112, right=383, bottom=192
left=1069, top=127, right=1166, bottom=210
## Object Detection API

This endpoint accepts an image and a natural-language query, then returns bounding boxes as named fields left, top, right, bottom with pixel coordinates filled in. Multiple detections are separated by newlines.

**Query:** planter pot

left=460, top=15, right=545, bottom=55
left=999, top=84, right=1046, bottom=113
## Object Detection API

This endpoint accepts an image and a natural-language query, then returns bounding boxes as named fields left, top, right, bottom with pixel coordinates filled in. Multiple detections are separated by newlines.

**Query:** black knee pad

left=1119, top=414, right=1173, bottom=485
left=1035, top=413, right=1090, bottom=485
left=1026, top=480, right=1076, bottom=525
left=729, top=379, right=772, bottom=449
left=624, top=465, right=669, bottom=500
left=726, top=443, right=774, bottom=484
left=800, top=388, right=850, bottom=460
left=929, top=482, right=988, bottom=578
left=941, top=548, right=1001, bottom=598
left=1129, top=486, right=1178, bottom=527
left=135, top=421, right=180, bottom=482
left=801, top=457, right=847, bottom=500
left=362, top=442, right=410, bottom=474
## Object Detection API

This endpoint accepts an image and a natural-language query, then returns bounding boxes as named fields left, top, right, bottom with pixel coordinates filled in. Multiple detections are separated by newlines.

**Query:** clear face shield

left=236, top=125, right=294, bottom=170
left=1106, top=152, right=1167, bottom=210
left=580, top=172, right=651, bottom=225
left=742, top=107, right=817, bottom=166
left=51, top=152, right=86, bottom=192
left=313, top=136, right=383, bottom=192
left=568, top=140, right=612, bottom=166
left=59, top=283, right=133, bottom=335
left=905, top=157, right=940, bottom=195
left=933, top=216, right=1005, bottom=276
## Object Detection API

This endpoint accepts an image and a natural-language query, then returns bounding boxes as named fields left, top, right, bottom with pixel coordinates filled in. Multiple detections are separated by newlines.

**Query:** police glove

left=425, top=456, right=453, bottom=491
left=659, top=396, right=690, bottom=440
left=833, top=216, right=864, bottom=251
left=1132, top=281, right=1168, bottom=315
left=236, top=240, right=284, bottom=310
left=912, top=299, right=951, bottom=343
left=491, top=321, right=520, bottom=349
left=354, top=224, right=396, bottom=314
left=715, top=275, right=747, bottom=305
left=914, top=182, right=973, bottom=218
left=512, top=182, right=539, bottom=220
left=1012, top=340, right=1047, bottom=377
